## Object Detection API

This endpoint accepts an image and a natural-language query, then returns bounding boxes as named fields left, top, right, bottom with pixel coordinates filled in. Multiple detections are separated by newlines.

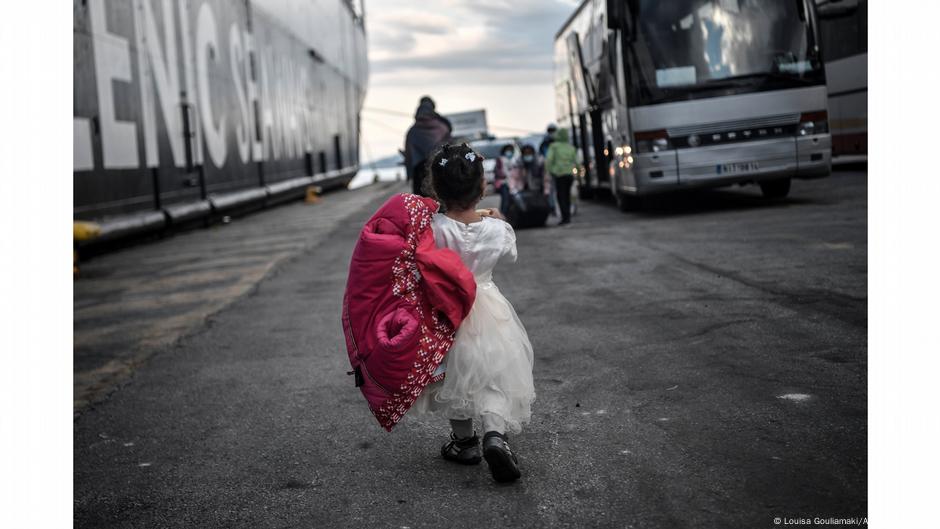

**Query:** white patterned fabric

left=411, top=214, right=535, bottom=433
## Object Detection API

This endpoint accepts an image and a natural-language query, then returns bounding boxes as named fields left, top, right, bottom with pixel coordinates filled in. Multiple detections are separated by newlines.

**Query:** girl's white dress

left=411, top=214, right=535, bottom=433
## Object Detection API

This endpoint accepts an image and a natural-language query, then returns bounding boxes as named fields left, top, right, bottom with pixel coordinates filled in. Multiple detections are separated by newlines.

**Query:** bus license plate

left=718, top=162, right=759, bottom=174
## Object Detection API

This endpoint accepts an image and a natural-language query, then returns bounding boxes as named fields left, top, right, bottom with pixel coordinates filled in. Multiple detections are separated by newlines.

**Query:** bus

left=816, top=0, right=867, bottom=159
left=553, top=0, right=832, bottom=209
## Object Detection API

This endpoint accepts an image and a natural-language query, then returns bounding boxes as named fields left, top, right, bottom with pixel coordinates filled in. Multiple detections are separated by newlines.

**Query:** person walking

left=411, top=143, right=536, bottom=483
left=545, top=128, right=577, bottom=225
left=538, top=125, right=558, bottom=214
left=538, top=123, right=556, bottom=157
left=404, top=96, right=451, bottom=196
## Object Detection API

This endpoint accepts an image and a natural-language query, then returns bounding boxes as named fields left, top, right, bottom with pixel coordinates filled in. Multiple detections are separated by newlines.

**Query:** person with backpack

left=545, top=128, right=578, bottom=225
left=404, top=96, right=452, bottom=196
left=538, top=123, right=556, bottom=157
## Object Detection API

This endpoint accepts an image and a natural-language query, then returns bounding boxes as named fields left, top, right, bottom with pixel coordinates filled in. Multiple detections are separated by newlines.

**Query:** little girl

left=411, top=143, right=536, bottom=483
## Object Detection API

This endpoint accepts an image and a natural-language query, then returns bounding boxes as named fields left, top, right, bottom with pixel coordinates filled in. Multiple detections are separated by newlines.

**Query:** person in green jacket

left=545, top=128, right=578, bottom=225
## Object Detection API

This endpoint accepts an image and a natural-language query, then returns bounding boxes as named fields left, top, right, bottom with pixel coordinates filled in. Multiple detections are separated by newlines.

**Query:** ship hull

left=73, top=0, right=367, bottom=241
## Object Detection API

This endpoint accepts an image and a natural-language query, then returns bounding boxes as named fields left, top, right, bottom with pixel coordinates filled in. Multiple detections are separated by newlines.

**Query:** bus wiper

left=698, top=72, right=816, bottom=88
left=761, top=70, right=817, bottom=85
left=680, top=75, right=765, bottom=91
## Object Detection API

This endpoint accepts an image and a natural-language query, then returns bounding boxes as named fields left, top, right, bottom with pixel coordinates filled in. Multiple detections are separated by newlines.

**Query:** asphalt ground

left=73, top=182, right=400, bottom=412
left=74, top=169, right=867, bottom=528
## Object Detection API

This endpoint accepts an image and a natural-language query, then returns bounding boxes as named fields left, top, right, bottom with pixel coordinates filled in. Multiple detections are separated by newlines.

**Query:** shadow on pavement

left=595, top=188, right=830, bottom=218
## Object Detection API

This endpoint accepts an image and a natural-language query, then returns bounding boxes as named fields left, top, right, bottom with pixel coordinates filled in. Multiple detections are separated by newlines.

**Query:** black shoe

left=482, top=431, right=521, bottom=482
left=441, top=432, right=482, bottom=465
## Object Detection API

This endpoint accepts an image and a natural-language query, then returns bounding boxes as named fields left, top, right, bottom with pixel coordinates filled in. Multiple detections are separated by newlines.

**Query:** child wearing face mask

left=517, top=144, right=550, bottom=197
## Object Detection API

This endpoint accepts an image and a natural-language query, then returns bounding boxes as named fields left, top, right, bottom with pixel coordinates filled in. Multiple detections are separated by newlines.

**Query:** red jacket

left=342, top=193, right=477, bottom=431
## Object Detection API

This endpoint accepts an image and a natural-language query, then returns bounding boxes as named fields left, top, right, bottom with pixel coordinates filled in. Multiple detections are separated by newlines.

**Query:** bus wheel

left=759, top=178, right=791, bottom=199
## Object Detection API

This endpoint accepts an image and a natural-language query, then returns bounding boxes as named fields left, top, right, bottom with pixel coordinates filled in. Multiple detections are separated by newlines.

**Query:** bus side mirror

left=816, top=0, right=859, bottom=19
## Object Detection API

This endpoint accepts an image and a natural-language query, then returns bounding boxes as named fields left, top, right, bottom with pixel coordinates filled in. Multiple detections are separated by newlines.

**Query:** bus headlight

left=634, top=130, right=671, bottom=153
left=799, top=111, right=829, bottom=136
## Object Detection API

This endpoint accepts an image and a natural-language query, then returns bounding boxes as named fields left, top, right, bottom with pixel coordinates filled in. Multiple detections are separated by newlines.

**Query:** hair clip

left=439, top=158, right=448, bottom=167
left=465, top=152, right=477, bottom=163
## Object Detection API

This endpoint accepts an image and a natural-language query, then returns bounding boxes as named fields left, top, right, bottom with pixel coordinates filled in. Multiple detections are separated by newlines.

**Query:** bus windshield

left=625, top=0, right=824, bottom=106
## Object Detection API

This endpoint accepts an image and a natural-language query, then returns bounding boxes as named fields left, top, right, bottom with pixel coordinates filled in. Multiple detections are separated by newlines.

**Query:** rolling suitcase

left=506, top=190, right=551, bottom=229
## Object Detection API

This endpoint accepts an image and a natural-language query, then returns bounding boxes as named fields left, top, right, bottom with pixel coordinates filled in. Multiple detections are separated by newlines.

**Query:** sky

left=359, top=0, right=579, bottom=162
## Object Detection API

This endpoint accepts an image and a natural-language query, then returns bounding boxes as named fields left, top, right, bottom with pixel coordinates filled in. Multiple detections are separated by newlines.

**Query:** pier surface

left=74, top=169, right=867, bottom=528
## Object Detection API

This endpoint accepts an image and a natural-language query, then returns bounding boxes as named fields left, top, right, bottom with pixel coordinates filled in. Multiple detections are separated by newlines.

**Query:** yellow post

left=304, top=186, right=322, bottom=204
left=73, top=221, right=101, bottom=242
left=74, top=221, right=101, bottom=279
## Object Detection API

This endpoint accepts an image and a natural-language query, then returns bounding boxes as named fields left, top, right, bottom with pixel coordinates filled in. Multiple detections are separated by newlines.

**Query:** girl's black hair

left=426, top=143, right=485, bottom=211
